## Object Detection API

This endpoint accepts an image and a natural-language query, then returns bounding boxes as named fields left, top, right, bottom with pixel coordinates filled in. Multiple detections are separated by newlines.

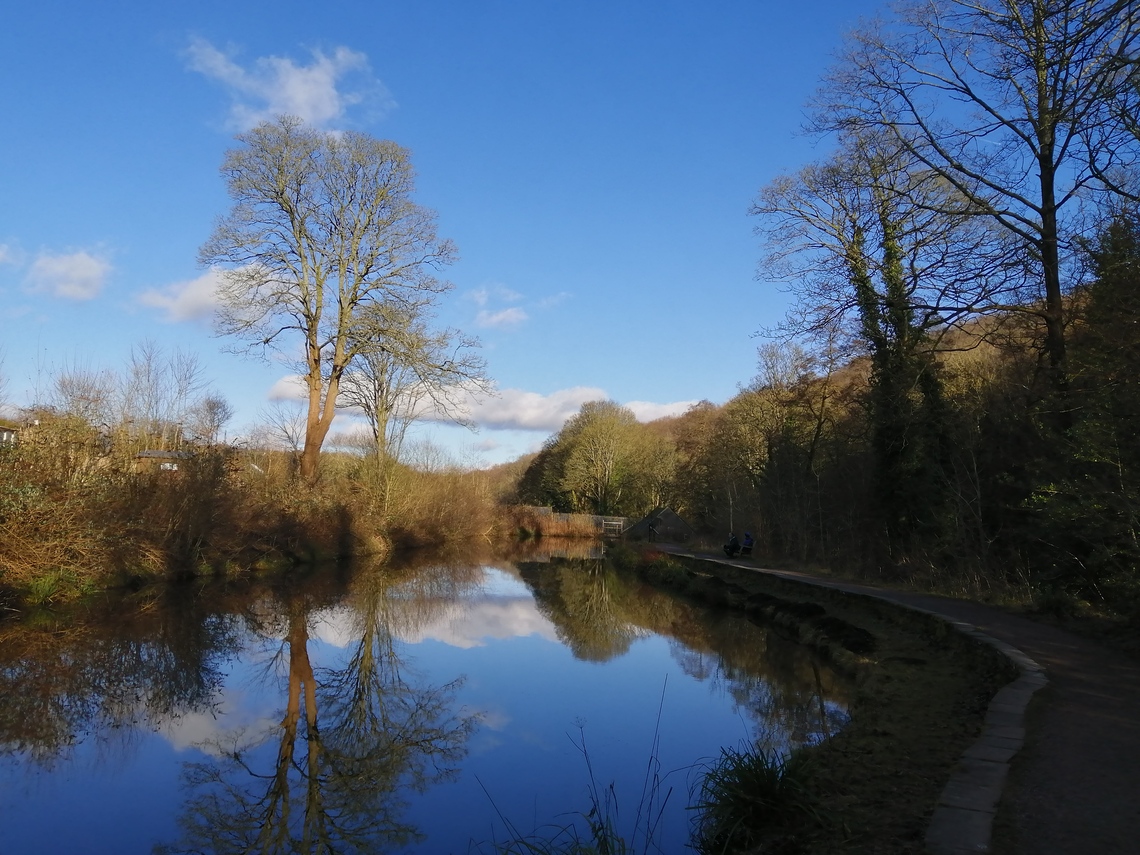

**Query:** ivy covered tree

left=817, top=0, right=1140, bottom=387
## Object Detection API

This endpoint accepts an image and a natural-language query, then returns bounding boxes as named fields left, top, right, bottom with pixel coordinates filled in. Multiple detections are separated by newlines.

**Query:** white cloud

left=185, top=38, right=393, bottom=130
left=138, top=268, right=225, bottom=322
left=469, top=284, right=523, bottom=307
left=461, top=386, right=608, bottom=431
left=471, top=706, right=511, bottom=731
left=267, top=374, right=307, bottom=401
left=305, top=591, right=558, bottom=651
left=395, top=596, right=559, bottom=649
left=442, top=387, right=703, bottom=433
left=0, top=244, right=15, bottom=265
left=155, top=687, right=276, bottom=756
left=468, top=284, right=530, bottom=329
left=625, top=399, right=701, bottom=422
left=476, top=307, right=529, bottom=328
left=25, top=250, right=111, bottom=300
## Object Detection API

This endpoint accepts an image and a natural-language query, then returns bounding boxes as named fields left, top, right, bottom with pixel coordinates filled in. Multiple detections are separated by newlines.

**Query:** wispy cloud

left=138, top=268, right=225, bottom=322
left=25, top=250, right=111, bottom=300
left=476, top=307, right=529, bottom=328
left=0, top=244, right=15, bottom=266
left=535, top=291, right=571, bottom=309
left=469, top=284, right=523, bottom=307
left=185, top=37, right=393, bottom=130
left=467, top=283, right=541, bottom=330
left=435, top=386, right=701, bottom=433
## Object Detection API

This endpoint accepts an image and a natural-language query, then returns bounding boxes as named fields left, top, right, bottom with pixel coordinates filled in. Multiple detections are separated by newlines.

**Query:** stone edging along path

left=661, top=548, right=1046, bottom=855
left=899, top=609, right=1045, bottom=855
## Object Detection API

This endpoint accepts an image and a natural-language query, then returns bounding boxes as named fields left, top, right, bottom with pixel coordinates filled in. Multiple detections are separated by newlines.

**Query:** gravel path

left=659, top=547, right=1140, bottom=854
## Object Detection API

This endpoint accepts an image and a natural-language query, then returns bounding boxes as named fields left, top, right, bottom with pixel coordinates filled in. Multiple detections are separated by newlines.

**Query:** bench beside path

left=655, top=545, right=1140, bottom=855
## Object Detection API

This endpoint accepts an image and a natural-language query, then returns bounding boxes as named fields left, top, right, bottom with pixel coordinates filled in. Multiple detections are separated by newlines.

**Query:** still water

left=0, top=545, right=849, bottom=854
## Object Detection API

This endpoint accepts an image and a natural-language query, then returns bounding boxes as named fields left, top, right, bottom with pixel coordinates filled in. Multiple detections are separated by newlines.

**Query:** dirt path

left=659, top=546, right=1140, bottom=854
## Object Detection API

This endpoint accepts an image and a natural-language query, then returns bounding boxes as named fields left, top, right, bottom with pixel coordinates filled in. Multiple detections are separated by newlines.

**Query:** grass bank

left=611, top=546, right=1017, bottom=854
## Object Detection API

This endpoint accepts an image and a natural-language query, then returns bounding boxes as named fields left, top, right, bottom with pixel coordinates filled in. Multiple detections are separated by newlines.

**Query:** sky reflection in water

left=0, top=553, right=849, bottom=854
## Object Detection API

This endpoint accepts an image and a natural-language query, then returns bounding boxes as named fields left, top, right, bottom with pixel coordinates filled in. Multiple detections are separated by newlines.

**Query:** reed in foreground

left=691, top=743, right=823, bottom=854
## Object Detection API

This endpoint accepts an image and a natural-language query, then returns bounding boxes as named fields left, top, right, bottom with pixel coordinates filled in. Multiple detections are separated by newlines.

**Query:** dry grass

left=506, top=506, right=608, bottom=539
left=0, top=424, right=507, bottom=607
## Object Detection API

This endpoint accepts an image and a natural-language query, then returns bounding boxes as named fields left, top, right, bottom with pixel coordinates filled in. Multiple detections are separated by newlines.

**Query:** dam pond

left=0, top=544, right=849, bottom=854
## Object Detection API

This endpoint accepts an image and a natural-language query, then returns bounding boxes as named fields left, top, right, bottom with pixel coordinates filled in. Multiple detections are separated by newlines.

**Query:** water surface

left=0, top=546, right=848, bottom=854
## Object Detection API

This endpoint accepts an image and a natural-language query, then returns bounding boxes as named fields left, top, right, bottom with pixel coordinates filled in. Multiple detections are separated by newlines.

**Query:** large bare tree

left=201, top=116, right=457, bottom=480
left=818, top=0, right=1140, bottom=379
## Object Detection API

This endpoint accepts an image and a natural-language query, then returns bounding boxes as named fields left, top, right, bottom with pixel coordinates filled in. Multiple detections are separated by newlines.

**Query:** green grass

left=692, top=743, right=824, bottom=854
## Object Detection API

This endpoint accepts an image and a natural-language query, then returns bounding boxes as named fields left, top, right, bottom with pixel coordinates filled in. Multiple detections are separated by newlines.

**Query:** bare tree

left=337, top=303, right=489, bottom=462
left=188, top=394, right=234, bottom=444
left=818, top=0, right=1140, bottom=377
left=117, top=340, right=205, bottom=447
left=201, top=116, right=458, bottom=481
left=50, top=361, right=117, bottom=426
left=260, top=400, right=307, bottom=454
left=755, top=130, right=1028, bottom=356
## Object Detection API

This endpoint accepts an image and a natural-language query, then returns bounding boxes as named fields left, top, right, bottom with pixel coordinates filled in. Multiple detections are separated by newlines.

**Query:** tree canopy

left=815, top=0, right=1140, bottom=378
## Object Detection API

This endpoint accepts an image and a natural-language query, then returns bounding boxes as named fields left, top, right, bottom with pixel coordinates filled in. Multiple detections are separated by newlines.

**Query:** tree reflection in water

left=157, top=563, right=477, bottom=855
left=518, top=558, right=647, bottom=660
left=516, top=558, right=849, bottom=750
left=0, top=549, right=848, bottom=854
left=0, top=591, right=246, bottom=768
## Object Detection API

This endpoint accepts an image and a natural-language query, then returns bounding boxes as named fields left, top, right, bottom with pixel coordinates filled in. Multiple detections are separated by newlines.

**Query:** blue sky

left=0, top=1, right=880, bottom=466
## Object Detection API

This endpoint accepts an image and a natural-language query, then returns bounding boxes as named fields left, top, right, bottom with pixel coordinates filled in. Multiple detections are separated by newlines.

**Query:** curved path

left=656, top=545, right=1140, bottom=854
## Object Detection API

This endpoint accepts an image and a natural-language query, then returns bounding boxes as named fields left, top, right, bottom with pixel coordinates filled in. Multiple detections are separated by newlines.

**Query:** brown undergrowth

left=506, top=505, right=607, bottom=539
left=0, top=424, right=506, bottom=609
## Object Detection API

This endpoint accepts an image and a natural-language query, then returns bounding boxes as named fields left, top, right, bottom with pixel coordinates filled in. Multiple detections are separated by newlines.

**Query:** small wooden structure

left=625, top=507, right=694, bottom=543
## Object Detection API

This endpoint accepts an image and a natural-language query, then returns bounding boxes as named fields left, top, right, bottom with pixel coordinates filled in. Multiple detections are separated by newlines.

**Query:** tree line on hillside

left=516, top=0, right=1140, bottom=618
left=513, top=210, right=1139, bottom=615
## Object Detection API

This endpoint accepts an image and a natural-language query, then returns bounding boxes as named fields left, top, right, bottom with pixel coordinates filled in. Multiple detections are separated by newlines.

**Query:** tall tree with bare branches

left=201, top=116, right=457, bottom=480
left=818, top=0, right=1140, bottom=382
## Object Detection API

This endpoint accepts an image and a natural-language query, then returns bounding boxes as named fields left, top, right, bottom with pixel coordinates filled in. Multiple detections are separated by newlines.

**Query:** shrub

left=692, top=743, right=823, bottom=854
